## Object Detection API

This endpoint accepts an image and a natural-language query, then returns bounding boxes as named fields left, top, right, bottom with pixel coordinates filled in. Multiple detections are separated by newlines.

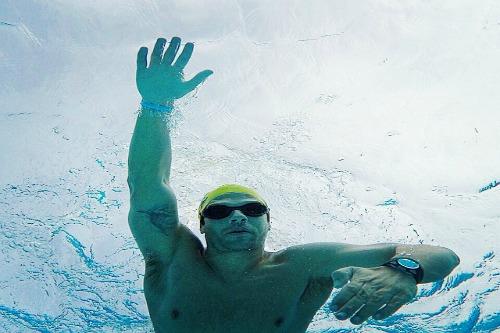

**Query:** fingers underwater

left=349, top=299, right=388, bottom=324
left=184, top=69, right=214, bottom=92
left=372, top=295, right=406, bottom=320
left=139, top=36, right=197, bottom=70
left=136, top=47, right=148, bottom=72
left=331, top=267, right=354, bottom=288
left=162, top=36, right=181, bottom=66
left=329, top=281, right=365, bottom=317
left=173, top=42, right=194, bottom=70
left=150, top=37, right=167, bottom=67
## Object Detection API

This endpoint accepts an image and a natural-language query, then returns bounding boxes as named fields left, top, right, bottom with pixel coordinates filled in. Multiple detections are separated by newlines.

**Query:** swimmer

left=127, top=37, right=460, bottom=333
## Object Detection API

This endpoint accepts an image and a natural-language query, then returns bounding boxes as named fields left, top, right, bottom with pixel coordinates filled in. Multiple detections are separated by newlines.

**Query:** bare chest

left=145, top=255, right=332, bottom=333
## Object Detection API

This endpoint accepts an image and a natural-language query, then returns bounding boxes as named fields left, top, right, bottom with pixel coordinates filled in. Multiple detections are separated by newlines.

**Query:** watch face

left=397, top=258, right=420, bottom=269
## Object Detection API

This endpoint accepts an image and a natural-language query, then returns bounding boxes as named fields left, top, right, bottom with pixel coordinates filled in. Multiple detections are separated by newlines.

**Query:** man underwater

left=127, top=36, right=460, bottom=333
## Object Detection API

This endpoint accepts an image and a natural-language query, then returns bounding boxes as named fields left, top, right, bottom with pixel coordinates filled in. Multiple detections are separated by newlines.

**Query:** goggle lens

left=203, top=202, right=268, bottom=219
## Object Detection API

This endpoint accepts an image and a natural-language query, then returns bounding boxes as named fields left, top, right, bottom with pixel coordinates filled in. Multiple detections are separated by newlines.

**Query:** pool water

left=0, top=1, right=498, bottom=332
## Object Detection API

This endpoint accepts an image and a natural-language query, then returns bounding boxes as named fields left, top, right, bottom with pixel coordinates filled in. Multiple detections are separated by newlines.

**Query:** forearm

left=393, top=244, right=460, bottom=284
left=128, top=102, right=174, bottom=184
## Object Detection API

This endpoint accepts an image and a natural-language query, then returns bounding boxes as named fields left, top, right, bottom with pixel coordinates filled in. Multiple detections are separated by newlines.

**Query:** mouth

left=228, top=230, right=249, bottom=234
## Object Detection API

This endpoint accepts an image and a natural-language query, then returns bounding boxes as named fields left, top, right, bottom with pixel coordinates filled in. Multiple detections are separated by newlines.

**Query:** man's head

left=198, top=184, right=270, bottom=251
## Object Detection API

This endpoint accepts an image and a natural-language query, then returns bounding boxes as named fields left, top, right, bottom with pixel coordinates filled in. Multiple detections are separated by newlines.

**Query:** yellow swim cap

left=198, top=184, right=268, bottom=221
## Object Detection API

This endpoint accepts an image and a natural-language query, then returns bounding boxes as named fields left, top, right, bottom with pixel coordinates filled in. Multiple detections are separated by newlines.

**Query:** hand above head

left=329, top=266, right=418, bottom=325
left=136, top=36, right=214, bottom=105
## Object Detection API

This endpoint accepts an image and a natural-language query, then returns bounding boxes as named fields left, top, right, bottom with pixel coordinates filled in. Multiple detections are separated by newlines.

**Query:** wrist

left=140, top=99, right=175, bottom=113
left=382, top=257, right=424, bottom=284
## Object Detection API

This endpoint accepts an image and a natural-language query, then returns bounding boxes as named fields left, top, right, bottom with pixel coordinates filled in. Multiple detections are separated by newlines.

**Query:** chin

left=226, top=242, right=258, bottom=251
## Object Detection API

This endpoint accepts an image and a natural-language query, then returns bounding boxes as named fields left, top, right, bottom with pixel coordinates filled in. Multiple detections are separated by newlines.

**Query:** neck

left=203, top=246, right=268, bottom=282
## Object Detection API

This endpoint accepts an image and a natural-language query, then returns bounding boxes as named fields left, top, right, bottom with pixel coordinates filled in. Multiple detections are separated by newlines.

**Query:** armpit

left=144, top=253, right=166, bottom=285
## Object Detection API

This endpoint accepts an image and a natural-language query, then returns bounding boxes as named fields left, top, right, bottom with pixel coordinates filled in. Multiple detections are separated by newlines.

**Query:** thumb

left=331, top=267, right=355, bottom=288
left=184, top=69, right=213, bottom=91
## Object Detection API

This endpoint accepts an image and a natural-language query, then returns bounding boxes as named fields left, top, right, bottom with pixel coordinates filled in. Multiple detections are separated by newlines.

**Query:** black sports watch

left=382, top=257, right=424, bottom=284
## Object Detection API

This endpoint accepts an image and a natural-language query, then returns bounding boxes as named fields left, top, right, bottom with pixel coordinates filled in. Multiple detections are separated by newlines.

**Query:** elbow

left=427, top=249, right=461, bottom=282
left=451, top=251, right=461, bottom=267
left=443, top=248, right=460, bottom=270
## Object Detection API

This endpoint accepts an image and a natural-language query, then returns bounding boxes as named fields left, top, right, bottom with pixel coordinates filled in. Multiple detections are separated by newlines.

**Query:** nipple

left=171, top=309, right=180, bottom=319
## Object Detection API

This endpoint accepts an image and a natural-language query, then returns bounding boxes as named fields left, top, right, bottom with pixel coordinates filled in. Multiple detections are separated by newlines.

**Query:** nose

left=229, top=209, right=248, bottom=225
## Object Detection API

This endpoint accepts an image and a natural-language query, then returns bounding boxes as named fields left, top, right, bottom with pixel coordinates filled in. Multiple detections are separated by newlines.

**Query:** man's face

left=200, top=193, right=270, bottom=251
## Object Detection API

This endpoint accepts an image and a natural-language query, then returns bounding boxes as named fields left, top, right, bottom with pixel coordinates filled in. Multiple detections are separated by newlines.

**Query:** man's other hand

left=136, top=36, right=213, bottom=104
left=329, top=266, right=417, bottom=325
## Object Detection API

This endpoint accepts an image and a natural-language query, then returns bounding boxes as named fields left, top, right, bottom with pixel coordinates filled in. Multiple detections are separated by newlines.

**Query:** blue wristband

left=140, top=100, right=174, bottom=113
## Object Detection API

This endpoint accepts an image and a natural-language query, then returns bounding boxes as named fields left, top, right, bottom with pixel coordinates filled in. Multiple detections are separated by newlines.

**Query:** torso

left=143, top=241, right=334, bottom=333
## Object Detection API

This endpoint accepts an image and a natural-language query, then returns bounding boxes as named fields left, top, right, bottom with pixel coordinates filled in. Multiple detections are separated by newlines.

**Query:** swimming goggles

left=202, top=202, right=269, bottom=219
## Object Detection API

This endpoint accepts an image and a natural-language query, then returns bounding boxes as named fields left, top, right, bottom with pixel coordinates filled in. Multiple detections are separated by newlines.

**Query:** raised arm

left=128, top=36, right=213, bottom=264
left=129, top=36, right=213, bottom=183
